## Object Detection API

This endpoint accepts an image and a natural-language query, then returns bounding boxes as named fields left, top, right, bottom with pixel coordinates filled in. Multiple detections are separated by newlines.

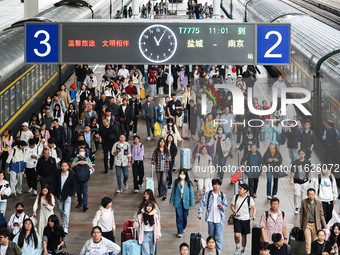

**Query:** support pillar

left=213, top=0, right=220, bottom=19
left=132, top=0, right=140, bottom=18
left=24, top=0, right=39, bottom=19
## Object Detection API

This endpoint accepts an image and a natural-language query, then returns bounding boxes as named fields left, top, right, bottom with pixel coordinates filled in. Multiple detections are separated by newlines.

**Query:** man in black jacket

left=99, top=118, right=118, bottom=173
left=36, top=148, right=58, bottom=194
left=118, top=98, right=133, bottom=140
left=129, top=91, right=142, bottom=136
left=50, top=119, right=66, bottom=151
left=238, top=131, right=259, bottom=159
left=96, top=93, right=109, bottom=119
left=55, top=161, right=76, bottom=234
left=241, top=144, right=262, bottom=198
left=142, top=95, right=157, bottom=141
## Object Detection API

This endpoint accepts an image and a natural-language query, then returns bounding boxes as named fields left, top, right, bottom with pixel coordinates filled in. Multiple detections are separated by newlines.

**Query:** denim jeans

left=67, top=126, right=75, bottom=144
left=0, top=202, right=7, bottom=216
left=77, top=181, right=88, bottom=207
left=135, top=84, right=141, bottom=99
left=176, top=199, right=189, bottom=234
left=197, top=118, right=204, bottom=138
left=115, top=165, right=129, bottom=189
left=208, top=221, right=224, bottom=251
left=156, top=171, right=167, bottom=197
left=58, top=197, right=71, bottom=228
left=150, top=84, right=156, bottom=99
left=142, top=231, right=155, bottom=255
left=225, top=132, right=233, bottom=155
left=266, top=172, right=278, bottom=197
left=144, top=72, right=149, bottom=91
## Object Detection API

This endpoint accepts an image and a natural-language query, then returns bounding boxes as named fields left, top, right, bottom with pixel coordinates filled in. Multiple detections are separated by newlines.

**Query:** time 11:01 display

left=209, top=27, right=228, bottom=34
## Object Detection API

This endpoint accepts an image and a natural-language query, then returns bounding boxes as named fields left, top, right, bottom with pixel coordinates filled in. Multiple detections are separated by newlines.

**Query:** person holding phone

left=7, top=202, right=29, bottom=240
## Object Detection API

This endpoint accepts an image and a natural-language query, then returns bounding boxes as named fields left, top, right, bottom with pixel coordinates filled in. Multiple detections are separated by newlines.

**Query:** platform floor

left=4, top=63, right=339, bottom=254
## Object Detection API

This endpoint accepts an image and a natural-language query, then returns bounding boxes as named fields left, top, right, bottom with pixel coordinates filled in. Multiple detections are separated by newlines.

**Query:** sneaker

left=17, top=191, right=22, bottom=195
left=267, top=196, right=272, bottom=200
left=234, top=247, right=240, bottom=255
left=11, top=192, right=16, bottom=197
left=140, top=183, right=144, bottom=189
left=133, top=133, right=137, bottom=136
left=162, top=196, right=167, bottom=201
left=27, top=188, right=33, bottom=193
left=183, top=229, right=186, bottom=233
left=147, top=137, right=151, bottom=141
left=83, top=206, right=88, bottom=212
left=177, top=233, right=183, bottom=238
left=294, top=208, right=299, bottom=215
left=104, top=169, right=108, bottom=173
left=76, top=204, right=82, bottom=208
left=124, top=184, right=129, bottom=190
left=168, top=185, right=172, bottom=189
left=64, top=228, right=68, bottom=234
left=33, top=190, right=38, bottom=196
left=116, top=189, right=122, bottom=194
left=134, top=189, right=139, bottom=193
left=240, top=250, right=245, bottom=255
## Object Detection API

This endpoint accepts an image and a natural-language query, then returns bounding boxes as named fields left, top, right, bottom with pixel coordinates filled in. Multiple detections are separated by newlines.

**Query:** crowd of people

left=0, top=62, right=339, bottom=255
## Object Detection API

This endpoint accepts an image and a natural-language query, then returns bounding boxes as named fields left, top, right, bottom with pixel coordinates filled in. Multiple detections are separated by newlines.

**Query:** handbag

left=228, top=195, right=249, bottom=225
left=119, top=117, right=126, bottom=123
left=176, top=109, right=183, bottom=117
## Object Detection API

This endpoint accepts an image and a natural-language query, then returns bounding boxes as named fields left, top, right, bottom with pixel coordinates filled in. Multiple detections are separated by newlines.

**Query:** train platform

left=0, top=0, right=60, bottom=31
left=3, top=64, right=339, bottom=254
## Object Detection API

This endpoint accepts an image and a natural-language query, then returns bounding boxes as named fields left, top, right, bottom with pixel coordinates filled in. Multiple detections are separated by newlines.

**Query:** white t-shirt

left=89, top=240, right=103, bottom=255
left=207, top=193, right=221, bottom=223
left=143, top=223, right=154, bottom=232
left=231, top=195, right=255, bottom=221
left=271, top=212, right=278, bottom=222
left=17, top=130, right=33, bottom=143
left=1, top=245, right=8, bottom=254
left=117, top=69, right=130, bottom=78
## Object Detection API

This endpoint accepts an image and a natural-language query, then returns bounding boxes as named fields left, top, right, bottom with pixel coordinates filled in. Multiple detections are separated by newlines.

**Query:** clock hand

left=157, top=31, right=166, bottom=45
left=153, top=36, right=159, bottom=46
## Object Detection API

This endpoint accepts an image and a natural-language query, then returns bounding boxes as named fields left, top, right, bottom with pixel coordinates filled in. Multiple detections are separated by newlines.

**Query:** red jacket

left=126, top=85, right=137, bottom=97
left=148, top=70, right=157, bottom=85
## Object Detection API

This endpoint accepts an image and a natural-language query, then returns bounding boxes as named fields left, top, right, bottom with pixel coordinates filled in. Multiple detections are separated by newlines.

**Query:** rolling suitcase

left=122, top=226, right=141, bottom=255
left=190, top=220, right=202, bottom=255
left=182, top=123, right=189, bottom=139
left=145, top=165, right=155, bottom=192
left=251, top=221, right=261, bottom=255
left=180, top=148, right=191, bottom=169
left=288, top=234, right=305, bottom=255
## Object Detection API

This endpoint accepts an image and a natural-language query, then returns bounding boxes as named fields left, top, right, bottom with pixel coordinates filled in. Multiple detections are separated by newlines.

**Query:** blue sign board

left=257, top=24, right=290, bottom=64
left=26, top=24, right=59, bottom=63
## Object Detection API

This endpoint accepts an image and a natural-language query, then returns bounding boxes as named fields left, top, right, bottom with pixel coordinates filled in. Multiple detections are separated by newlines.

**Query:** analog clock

left=138, top=24, right=177, bottom=63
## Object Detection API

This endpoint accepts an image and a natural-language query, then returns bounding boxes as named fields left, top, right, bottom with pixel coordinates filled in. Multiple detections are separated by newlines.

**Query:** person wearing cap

left=16, top=122, right=33, bottom=143
left=322, top=120, right=340, bottom=164
left=231, top=183, right=256, bottom=255
left=6, top=140, right=27, bottom=196
left=297, top=120, right=314, bottom=160
left=129, top=91, right=142, bottom=137
left=300, top=188, right=327, bottom=255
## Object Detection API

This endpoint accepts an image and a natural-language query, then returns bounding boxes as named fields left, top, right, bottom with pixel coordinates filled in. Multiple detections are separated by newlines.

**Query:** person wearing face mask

left=238, top=131, right=259, bottom=159
left=8, top=202, right=29, bottom=240
left=161, top=118, right=182, bottom=146
left=71, top=147, right=93, bottom=212
left=169, top=170, right=195, bottom=238
left=208, top=126, right=231, bottom=179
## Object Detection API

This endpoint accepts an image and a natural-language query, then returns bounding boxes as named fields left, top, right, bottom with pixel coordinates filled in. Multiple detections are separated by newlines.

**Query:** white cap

left=21, top=122, right=29, bottom=126
left=238, top=75, right=242, bottom=78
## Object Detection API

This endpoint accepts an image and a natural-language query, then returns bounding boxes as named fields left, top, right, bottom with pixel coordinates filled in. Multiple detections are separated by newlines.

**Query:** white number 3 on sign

left=33, top=30, right=51, bottom=57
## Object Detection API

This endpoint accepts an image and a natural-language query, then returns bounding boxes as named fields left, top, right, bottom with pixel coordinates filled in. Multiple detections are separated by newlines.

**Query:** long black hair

left=329, top=223, right=340, bottom=247
left=45, top=215, right=64, bottom=238
left=174, top=169, right=192, bottom=190
left=142, top=201, right=155, bottom=227
left=17, top=218, right=38, bottom=249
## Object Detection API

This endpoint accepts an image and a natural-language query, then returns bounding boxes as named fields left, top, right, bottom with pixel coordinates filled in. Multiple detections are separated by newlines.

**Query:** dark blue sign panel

left=257, top=24, right=290, bottom=64
left=26, top=24, right=59, bottom=63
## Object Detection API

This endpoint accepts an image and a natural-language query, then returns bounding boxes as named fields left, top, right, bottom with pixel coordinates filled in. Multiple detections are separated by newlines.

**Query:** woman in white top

left=92, top=197, right=116, bottom=243
left=0, top=171, right=11, bottom=215
left=192, top=146, right=215, bottom=197
left=32, top=184, right=55, bottom=238
left=80, top=226, right=121, bottom=255
left=51, top=104, right=64, bottom=125
left=161, top=118, right=182, bottom=146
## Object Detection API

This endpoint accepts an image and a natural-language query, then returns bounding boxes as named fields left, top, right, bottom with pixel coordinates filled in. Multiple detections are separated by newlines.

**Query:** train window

left=31, top=68, right=36, bottom=94
left=15, top=81, right=22, bottom=110
left=26, top=73, right=32, bottom=100
left=10, top=86, right=15, bottom=115
left=47, top=64, right=51, bottom=77
left=4, top=91, right=9, bottom=123
left=39, top=65, right=43, bottom=85
left=0, top=95, right=3, bottom=126
left=21, top=76, right=27, bottom=103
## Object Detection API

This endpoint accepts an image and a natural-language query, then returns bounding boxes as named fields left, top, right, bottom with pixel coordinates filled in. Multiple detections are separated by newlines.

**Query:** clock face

left=138, top=24, right=177, bottom=63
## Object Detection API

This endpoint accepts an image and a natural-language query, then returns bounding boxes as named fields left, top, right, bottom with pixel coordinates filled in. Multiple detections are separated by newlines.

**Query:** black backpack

left=73, top=158, right=90, bottom=182
left=206, top=190, right=224, bottom=209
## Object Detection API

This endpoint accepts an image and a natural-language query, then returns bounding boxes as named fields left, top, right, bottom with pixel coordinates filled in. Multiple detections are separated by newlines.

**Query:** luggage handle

left=198, top=218, right=202, bottom=234
left=128, top=226, right=138, bottom=240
